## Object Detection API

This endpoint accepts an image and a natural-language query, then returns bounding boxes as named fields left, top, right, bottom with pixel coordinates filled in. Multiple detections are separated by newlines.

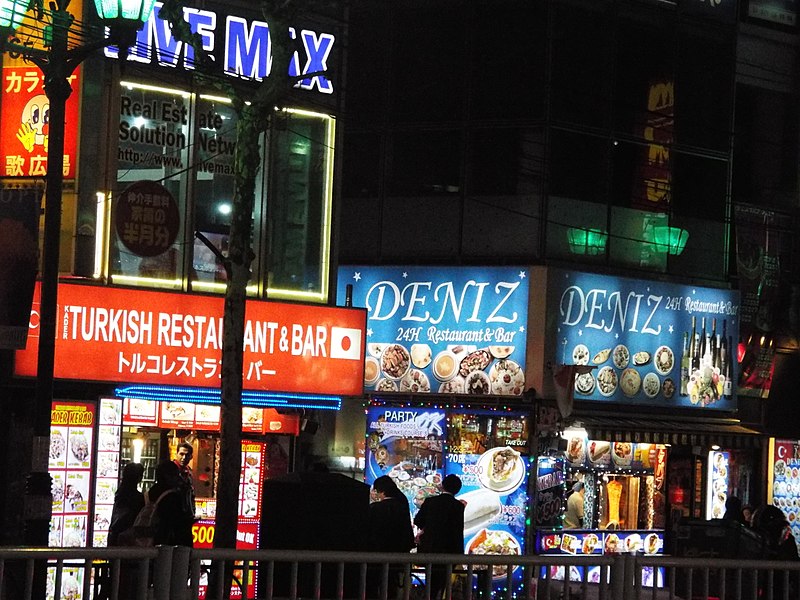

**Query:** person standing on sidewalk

left=414, top=474, right=465, bottom=600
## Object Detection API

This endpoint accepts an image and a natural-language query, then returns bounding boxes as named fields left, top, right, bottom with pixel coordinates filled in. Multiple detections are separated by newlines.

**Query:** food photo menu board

left=339, top=266, right=529, bottom=395
left=546, top=269, right=740, bottom=410
left=49, top=401, right=96, bottom=548
left=366, top=407, right=530, bottom=597
left=447, top=412, right=529, bottom=595
left=366, top=406, right=446, bottom=516
left=771, top=440, right=800, bottom=554
left=93, top=398, right=123, bottom=547
left=240, top=441, right=266, bottom=519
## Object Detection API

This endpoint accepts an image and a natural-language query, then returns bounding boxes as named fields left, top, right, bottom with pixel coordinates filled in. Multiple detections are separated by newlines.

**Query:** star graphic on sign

left=403, top=272, right=408, bottom=278
left=353, top=272, right=361, bottom=282
left=366, top=328, right=373, bottom=337
left=519, top=271, right=526, bottom=279
left=519, top=326, right=525, bottom=333
left=668, top=325, right=674, bottom=334
left=615, top=332, right=619, bottom=339
left=578, top=330, right=583, bottom=337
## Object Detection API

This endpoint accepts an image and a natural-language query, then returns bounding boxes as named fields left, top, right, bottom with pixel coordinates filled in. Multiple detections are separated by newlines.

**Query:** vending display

left=366, top=406, right=530, bottom=596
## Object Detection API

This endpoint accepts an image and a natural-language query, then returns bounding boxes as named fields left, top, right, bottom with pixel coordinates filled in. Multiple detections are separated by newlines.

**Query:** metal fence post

left=610, top=554, right=632, bottom=600
left=170, top=546, right=191, bottom=600
left=152, top=546, right=175, bottom=600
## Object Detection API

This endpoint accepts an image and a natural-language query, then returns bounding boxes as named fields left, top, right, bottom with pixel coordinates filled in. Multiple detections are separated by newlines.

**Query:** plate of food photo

left=477, top=447, right=525, bottom=494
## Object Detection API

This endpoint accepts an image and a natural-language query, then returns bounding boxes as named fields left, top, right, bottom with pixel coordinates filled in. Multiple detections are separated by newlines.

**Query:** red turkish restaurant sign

left=15, top=282, right=367, bottom=396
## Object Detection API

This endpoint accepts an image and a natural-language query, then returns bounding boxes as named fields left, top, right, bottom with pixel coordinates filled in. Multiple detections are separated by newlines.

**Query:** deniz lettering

left=559, top=285, right=662, bottom=336
left=107, top=4, right=335, bottom=95
left=365, top=280, right=520, bottom=325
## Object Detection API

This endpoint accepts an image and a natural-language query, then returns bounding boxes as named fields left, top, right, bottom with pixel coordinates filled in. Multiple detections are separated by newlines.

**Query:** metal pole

left=24, top=5, right=72, bottom=552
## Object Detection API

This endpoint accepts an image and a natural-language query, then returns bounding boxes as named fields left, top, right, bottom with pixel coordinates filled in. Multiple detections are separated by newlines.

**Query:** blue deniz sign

left=338, top=266, right=530, bottom=396
left=547, top=269, right=740, bottom=411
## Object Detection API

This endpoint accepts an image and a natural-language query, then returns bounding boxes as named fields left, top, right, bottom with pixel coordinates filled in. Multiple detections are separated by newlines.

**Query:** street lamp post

left=0, top=0, right=157, bottom=548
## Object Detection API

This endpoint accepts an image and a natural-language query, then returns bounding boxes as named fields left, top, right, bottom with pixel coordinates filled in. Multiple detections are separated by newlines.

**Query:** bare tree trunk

left=210, top=114, right=263, bottom=598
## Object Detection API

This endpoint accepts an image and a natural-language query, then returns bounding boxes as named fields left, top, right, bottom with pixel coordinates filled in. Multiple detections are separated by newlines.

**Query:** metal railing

left=3, top=547, right=800, bottom=600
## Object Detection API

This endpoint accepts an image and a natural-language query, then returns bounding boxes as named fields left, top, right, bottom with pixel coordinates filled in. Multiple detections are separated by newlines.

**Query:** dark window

left=549, top=129, right=610, bottom=203
left=675, top=25, right=735, bottom=152
left=732, top=85, right=799, bottom=208
left=342, top=132, right=382, bottom=198
left=470, top=3, right=547, bottom=120
left=390, top=8, right=466, bottom=121
left=387, top=130, right=462, bottom=196
left=550, top=3, right=612, bottom=129
left=467, top=128, right=543, bottom=196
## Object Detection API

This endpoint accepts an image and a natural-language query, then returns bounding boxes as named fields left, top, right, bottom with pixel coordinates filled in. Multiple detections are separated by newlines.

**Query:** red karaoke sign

left=15, top=282, right=366, bottom=395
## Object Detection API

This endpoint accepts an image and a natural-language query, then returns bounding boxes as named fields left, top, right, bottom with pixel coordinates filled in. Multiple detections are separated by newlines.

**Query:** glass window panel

left=733, top=85, right=799, bottom=208
left=549, top=130, right=610, bottom=203
left=614, top=16, right=675, bottom=137
left=675, top=26, right=734, bottom=152
left=388, top=130, right=461, bottom=197
left=470, top=4, right=546, bottom=120
left=550, top=3, right=612, bottom=128
left=546, top=196, right=608, bottom=264
left=266, top=110, right=334, bottom=301
left=390, top=8, right=466, bottom=121
left=111, top=82, right=191, bottom=288
left=609, top=207, right=668, bottom=271
left=191, top=96, right=240, bottom=292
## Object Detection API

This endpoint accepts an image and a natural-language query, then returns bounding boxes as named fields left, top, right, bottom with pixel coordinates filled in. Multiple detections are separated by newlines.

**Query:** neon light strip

left=93, top=192, right=108, bottom=279
left=120, top=80, right=192, bottom=97
left=115, top=384, right=342, bottom=410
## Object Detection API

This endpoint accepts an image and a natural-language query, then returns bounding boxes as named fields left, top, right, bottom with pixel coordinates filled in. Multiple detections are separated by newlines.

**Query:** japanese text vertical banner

left=0, top=66, right=81, bottom=179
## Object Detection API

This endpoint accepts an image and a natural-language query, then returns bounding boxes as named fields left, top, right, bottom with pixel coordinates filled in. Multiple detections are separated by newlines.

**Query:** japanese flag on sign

left=330, top=327, right=362, bottom=360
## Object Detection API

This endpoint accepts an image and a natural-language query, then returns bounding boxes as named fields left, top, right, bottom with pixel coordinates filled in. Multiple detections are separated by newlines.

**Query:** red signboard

left=16, top=282, right=367, bottom=395
left=0, top=66, right=80, bottom=179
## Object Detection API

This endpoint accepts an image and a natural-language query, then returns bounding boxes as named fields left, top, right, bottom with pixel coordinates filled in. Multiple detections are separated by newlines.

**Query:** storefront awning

left=570, top=414, right=765, bottom=449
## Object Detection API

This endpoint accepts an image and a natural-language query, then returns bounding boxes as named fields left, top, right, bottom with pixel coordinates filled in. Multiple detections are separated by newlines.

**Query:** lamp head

left=93, top=0, right=157, bottom=60
left=0, top=0, right=31, bottom=32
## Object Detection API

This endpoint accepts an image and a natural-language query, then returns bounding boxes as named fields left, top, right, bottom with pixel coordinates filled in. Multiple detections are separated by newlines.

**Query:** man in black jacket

left=414, top=475, right=465, bottom=599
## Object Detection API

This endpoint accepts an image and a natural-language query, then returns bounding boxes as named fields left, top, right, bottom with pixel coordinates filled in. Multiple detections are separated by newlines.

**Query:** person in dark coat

left=722, top=495, right=747, bottom=526
left=108, top=462, right=145, bottom=546
left=414, top=474, right=465, bottom=600
left=752, top=504, right=799, bottom=598
left=106, top=462, right=145, bottom=600
left=753, top=504, right=799, bottom=561
left=367, top=476, right=415, bottom=598
left=148, top=460, right=194, bottom=547
left=368, top=475, right=414, bottom=552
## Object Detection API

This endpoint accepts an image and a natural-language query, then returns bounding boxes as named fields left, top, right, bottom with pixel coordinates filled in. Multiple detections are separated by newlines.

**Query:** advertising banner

left=546, top=269, right=739, bottom=410
left=338, top=265, right=529, bottom=396
left=0, top=66, right=80, bottom=179
left=49, top=401, right=96, bottom=549
left=15, top=282, right=367, bottom=395
left=365, top=407, right=530, bottom=596
left=0, top=184, right=41, bottom=349
left=92, top=398, right=123, bottom=547
left=365, top=406, right=446, bottom=514
left=770, top=440, right=800, bottom=555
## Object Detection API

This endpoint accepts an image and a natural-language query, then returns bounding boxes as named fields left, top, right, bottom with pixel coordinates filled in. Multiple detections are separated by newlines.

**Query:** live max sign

left=15, top=282, right=366, bottom=396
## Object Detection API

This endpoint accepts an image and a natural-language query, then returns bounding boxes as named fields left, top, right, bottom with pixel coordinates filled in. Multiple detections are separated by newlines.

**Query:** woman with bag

left=108, top=462, right=145, bottom=547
